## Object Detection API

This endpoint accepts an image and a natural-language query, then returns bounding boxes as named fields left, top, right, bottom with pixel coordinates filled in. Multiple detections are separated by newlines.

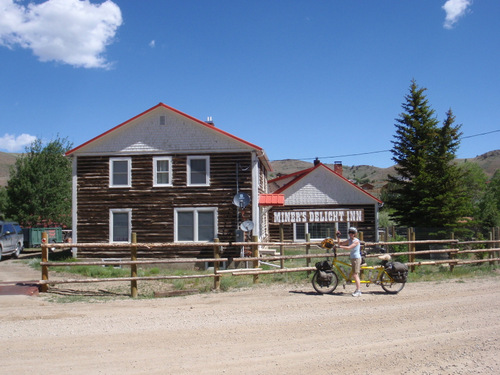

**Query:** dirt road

left=1, top=259, right=499, bottom=375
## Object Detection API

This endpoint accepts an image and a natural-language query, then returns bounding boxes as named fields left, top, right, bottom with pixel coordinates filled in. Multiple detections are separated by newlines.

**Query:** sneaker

left=352, top=290, right=362, bottom=297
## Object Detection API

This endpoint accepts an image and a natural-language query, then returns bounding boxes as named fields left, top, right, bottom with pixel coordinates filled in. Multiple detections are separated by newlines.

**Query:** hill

left=269, top=150, right=500, bottom=198
left=0, top=152, right=19, bottom=187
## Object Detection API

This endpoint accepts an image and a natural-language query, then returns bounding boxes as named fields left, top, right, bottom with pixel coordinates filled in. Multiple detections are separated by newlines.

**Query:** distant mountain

left=0, top=152, right=19, bottom=187
left=270, top=150, right=500, bottom=198
left=0, top=150, right=498, bottom=189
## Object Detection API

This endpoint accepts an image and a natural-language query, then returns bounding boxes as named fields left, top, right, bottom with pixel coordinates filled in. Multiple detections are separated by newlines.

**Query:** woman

left=338, top=227, right=362, bottom=297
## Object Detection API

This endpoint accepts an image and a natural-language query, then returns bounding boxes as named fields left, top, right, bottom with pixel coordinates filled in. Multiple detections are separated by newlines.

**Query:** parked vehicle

left=23, top=227, right=63, bottom=248
left=0, top=221, right=24, bottom=261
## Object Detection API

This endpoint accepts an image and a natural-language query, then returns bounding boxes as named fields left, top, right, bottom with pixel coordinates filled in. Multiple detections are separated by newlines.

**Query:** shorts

left=351, top=258, right=361, bottom=274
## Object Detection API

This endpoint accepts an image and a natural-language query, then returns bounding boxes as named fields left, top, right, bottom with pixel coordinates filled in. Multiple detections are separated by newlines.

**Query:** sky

left=0, top=0, right=499, bottom=168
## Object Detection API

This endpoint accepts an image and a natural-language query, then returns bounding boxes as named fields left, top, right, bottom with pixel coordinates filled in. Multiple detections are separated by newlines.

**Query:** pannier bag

left=385, top=261, right=408, bottom=283
left=315, top=260, right=332, bottom=271
left=315, top=260, right=333, bottom=286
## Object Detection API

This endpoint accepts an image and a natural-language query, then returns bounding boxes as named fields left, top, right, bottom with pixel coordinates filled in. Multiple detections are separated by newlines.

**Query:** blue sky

left=0, top=0, right=498, bottom=168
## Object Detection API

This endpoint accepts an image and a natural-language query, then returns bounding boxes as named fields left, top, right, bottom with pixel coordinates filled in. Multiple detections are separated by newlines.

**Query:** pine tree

left=387, top=80, right=465, bottom=228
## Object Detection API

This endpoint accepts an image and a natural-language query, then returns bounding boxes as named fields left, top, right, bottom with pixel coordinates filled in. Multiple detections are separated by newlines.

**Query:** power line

left=461, top=129, right=500, bottom=139
left=298, top=129, right=499, bottom=161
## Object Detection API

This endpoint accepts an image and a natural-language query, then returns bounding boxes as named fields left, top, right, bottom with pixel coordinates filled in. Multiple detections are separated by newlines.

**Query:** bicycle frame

left=331, top=257, right=386, bottom=285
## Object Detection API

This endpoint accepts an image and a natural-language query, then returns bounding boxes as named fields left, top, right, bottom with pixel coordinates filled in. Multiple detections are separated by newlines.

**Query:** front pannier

left=385, top=261, right=408, bottom=283
left=315, top=260, right=333, bottom=286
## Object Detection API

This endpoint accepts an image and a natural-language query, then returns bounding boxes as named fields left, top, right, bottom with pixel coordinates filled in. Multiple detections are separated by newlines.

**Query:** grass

left=23, top=246, right=499, bottom=302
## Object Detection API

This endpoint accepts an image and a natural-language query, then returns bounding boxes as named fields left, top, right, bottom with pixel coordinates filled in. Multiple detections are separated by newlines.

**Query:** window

left=153, top=156, right=172, bottom=186
left=187, top=156, right=210, bottom=186
left=174, top=208, right=217, bottom=242
left=294, top=222, right=339, bottom=241
left=110, top=158, right=131, bottom=187
left=110, top=209, right=132, bottom=242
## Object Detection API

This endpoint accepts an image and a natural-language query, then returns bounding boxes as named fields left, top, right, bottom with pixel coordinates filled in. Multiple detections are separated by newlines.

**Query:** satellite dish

left=233, top=193, right=250, bottom=208
left=240, top=220, right=254, bottom=232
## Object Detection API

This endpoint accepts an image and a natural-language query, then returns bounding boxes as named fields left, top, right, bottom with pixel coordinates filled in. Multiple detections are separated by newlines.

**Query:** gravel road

left=1, top=259, right=499, bottom=375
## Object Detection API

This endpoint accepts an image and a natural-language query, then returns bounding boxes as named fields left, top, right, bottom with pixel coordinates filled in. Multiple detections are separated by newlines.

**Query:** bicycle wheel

left=312, top=270, right=338, bottom=294
left=379, top=272, right=405, bottom=294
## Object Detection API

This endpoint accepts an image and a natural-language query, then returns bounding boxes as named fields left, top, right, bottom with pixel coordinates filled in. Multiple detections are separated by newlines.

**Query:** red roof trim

left=273, top=163, right=382, bottom=204
left=259, top=193, right=285, bottom=206
left=268, top=167, right=314, bottom=183
left=66, top=102, right=265, bottom=157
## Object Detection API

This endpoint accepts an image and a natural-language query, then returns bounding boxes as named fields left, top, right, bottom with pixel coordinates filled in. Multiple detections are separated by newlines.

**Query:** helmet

left=321, top=238, right=335, bottom=249
left=348, top=227, right=357, bottom=234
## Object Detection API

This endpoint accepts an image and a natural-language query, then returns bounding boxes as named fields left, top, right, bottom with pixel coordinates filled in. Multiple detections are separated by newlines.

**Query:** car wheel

left=13, top=242, right=22, bottom=258
left=0, top=246, right=3, bottom=262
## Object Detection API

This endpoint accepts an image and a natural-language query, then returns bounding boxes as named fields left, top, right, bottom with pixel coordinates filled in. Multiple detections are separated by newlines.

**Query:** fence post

left=384, top=227, right=389, bottom=253
left=496, top=227, right=500, bottom=265
left=41, top=232, right=49, bottom=293
left=489, top=230, right=494, bottom=266
left=306, top=233, right=311, bottom=275
left=213, top=238, right=221, bottom=290
left=449, top=232, right=455, bottom=272
left=279, top=223, right=284, bottom=269
left=252, top=235, right=259, bottom=284
left=131, top=232, right=138, bottom=298
left=408, top=228, right=415, bottom=272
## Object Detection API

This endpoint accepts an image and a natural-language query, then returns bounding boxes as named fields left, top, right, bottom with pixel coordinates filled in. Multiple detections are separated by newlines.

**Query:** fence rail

left=39, top=233, right=499, bottom=297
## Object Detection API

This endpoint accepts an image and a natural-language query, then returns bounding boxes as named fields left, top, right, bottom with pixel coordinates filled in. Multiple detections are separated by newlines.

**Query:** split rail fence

left=39, top=232, right=500, bottom=297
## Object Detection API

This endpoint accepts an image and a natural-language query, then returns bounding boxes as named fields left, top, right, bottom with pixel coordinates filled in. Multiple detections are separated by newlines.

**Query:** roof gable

left=271, top=163, right=382, bottom=205
left=66, top=103, right=271, bottom=169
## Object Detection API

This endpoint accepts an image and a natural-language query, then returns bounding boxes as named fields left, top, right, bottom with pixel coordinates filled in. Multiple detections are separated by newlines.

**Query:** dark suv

left=0, top=221, right=24, bottom=261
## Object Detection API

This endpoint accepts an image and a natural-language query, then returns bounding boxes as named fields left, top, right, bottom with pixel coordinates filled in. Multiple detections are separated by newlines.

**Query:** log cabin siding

left=76, top=152, right=254, bottom=258
left=268, top=204, right=377, bottom=242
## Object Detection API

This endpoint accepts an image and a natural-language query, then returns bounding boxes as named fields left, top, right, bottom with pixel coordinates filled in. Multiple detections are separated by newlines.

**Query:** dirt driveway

left=1, top=259, right=499, bottom=375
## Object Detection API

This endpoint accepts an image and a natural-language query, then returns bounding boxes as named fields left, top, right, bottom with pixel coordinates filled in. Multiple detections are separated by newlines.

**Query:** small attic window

left=160, top=115, right=166, bottom=125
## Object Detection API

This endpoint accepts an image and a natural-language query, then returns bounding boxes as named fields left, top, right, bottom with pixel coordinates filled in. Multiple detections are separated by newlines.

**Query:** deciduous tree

left=5, top=136, right=72, bottom=227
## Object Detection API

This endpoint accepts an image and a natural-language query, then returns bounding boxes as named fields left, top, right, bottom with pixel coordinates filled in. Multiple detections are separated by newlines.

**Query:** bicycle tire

left=312, top=270, right=338, bottom=294
left=379, top=272, right=405, bottom=294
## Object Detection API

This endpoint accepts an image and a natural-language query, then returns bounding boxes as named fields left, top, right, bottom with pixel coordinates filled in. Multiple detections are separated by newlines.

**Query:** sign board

left=273, top=209, right=364, bottom=224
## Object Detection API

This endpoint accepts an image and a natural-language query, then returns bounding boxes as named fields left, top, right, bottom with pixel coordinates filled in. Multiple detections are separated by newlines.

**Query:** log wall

left=75, top=153, right=257, bottom=258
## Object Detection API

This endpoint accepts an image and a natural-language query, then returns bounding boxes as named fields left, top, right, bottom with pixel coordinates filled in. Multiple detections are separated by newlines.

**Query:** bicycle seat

left=378, top=254, right=391, bottom=261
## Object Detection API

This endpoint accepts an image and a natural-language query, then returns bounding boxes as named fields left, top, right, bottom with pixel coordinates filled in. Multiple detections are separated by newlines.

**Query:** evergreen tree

left=5, top=136, right=72, bottom=227
left=387, top=80, right=465, bottom=228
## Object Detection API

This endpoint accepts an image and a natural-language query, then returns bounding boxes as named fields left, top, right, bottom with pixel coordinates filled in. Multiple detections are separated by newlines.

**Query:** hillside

left=0, top=150, right=498, bottom=190
left=0, top=152, right=19, bottom=187
left=269, top=150, right=500, bottom=198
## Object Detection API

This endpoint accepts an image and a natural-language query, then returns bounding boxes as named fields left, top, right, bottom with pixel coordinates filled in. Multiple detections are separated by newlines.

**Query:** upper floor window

left=187, top=156, right=210, bottom=186
left=153, top=156, right=172, bottom=186
left=110, top=157, right=131, bottom=187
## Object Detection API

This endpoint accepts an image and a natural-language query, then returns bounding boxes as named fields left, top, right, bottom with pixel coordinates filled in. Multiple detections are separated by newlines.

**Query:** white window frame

left=153, top=156, right=173, bottom=187
left=174, top=207, right=218, bottom=242
left=109, top=208, right=132, bottom=243
left=187, top=156, right=210, bottom=186
left=293, top=222, right=345, bottom=242
left=110, top=157, right=132, bottom=188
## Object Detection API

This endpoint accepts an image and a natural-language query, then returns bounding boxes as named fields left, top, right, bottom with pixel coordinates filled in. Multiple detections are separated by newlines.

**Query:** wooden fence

left=39, top=233, right=500, bottom=297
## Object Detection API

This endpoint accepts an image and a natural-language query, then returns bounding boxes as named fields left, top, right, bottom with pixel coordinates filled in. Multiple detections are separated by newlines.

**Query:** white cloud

left=442, top=0, right=472, bottom=29
left=0, top=133, right=37, bottom=152
left=0, top=0, right=122, bottom=69
left=149, top=40, right=155, bottom=48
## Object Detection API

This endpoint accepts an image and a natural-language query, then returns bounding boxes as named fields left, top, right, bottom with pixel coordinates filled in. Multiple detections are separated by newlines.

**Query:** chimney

left=205, top=116, right=214, bottom=126
left=334, top=161, right=343, bottom=175
left=314, top=157, right=320, bottom=166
